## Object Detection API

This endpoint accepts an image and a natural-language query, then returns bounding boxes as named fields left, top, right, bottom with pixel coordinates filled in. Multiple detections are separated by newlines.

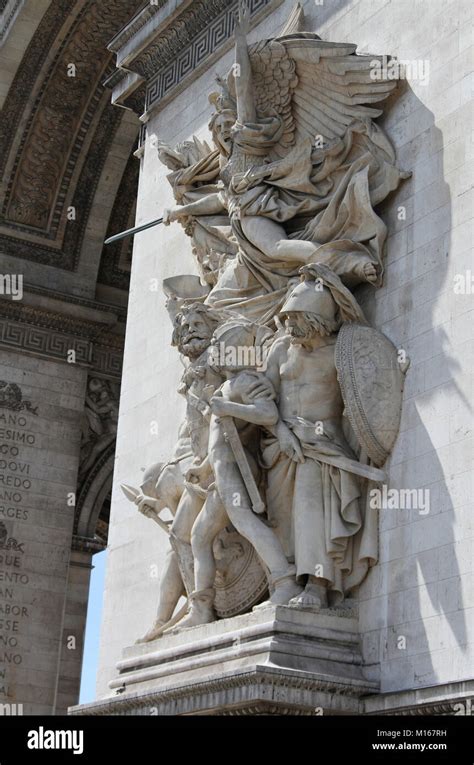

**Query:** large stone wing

left=247, top=38, right=299, bottom=158
left=243, top=35, right=398, bottom=158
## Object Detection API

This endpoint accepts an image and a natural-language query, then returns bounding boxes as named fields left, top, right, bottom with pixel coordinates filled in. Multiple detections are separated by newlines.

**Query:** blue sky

left=79, top=549, right=107, bottom=703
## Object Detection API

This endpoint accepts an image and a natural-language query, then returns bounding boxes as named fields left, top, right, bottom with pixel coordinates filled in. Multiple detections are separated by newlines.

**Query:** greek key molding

left=92, top=344, right=123, bottom=378
left=0, top=300, right=121, bottom=342
left=138, top=0, right=234, bottom=81
left=0, top=302, right=124, bottom=377
left=146, top=0, right=276, bottom=111
left=108, top=0, right=282, bottom=116
left=0, top=318, right=91, bottom=365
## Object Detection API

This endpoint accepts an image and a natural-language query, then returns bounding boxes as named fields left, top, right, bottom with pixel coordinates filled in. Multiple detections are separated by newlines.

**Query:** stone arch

left=75, top=443, right=116, bottom=542
left=0, top=0, right=146, bottom=715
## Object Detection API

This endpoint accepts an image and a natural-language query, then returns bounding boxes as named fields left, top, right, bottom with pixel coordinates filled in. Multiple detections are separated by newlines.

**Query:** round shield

left=213, top=527, right=268, bottom=618
left=335, top=323, right=407, bottom=467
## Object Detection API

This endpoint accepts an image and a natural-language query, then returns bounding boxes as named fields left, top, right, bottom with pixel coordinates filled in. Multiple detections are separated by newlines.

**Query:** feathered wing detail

left=283, top=38, right=398, bottom=145
left=227, top=38, right=298, bottom=159
left=250, top=39, right=299, bottom=157
left=227, top=36, right=399, bottom=161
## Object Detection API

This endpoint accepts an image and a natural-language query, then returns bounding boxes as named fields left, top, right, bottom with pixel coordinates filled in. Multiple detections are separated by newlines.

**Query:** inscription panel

left=0, top=354, right=86, bottom=713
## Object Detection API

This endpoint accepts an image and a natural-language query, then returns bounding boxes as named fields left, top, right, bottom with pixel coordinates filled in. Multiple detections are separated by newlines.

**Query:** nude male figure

left=173, top=322, right=302, bottom=629
left=234, top=265, right=370, bottom=609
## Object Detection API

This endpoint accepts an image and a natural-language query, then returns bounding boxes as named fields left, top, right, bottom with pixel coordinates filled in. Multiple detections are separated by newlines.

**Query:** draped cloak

left=206, top=118, right=405, bottom=322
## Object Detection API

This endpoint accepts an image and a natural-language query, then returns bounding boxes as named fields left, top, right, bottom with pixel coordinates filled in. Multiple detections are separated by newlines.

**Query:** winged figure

left=162, top=2, right=408, bottom=321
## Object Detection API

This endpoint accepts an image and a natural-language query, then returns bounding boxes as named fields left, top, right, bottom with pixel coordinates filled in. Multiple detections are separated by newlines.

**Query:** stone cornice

left=364, top=679, right=474, bottom=716
left=69, top=674, right=474, bottom=717
left=23, top=284, right=127, bottom=321
left=107, top=0, right=170, bottom=55
left=70, top=665, right=369, bottom=716
left=124, top=0, right=235, bottom=80
left=0, top=298, right=122, bottom=342
left=107, top=0, right=283, bottom=117
left=0, top=296, right=124, bottom=377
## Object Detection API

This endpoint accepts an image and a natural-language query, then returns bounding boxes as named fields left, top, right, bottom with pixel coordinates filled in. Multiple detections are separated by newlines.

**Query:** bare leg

left=227, top=501, right=290, bottom=577
left=171, top=487, right=203, bottom=543
left=240, top=216, right=379, bottom=281
left=240, top=215, right=317, bottom=264
left=138, top=489, right=204, bottom=642
left=211, top=437, right=301, bottom=604
left=156, top=549, right=185, bottom=621
left=171, top=490, right=227, bottom=630
left=136, top=549, right=185, bottom=643
left=212, top=438, right=292, bottom=576
left=192, top=490, right=227, bottom=592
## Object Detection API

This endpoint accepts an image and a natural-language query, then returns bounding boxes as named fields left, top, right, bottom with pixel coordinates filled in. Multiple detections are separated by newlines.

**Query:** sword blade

left=220, top=416, right=266, bottom=515
left=104, top=217, right=163, bottom=245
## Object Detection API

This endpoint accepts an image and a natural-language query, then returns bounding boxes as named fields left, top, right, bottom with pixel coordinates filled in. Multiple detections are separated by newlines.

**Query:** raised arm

left=234, top=1, right=256, bottom=124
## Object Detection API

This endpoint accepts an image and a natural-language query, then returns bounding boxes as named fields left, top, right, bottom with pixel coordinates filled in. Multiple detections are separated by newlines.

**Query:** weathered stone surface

left=0, top=352, right=85, bottom=713
left=71, top=603, right=376, bottom=715
left=0, top=0, right=140, bottom=714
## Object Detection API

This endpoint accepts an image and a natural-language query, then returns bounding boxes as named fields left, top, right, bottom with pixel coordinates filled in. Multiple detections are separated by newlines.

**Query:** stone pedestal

left=70, top=604, right=378, bottom=715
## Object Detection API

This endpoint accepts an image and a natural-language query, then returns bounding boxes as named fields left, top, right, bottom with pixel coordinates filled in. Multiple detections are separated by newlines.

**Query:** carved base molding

left=70, top=604, right=377, bottom=716
left=70, top=604, right=474, bottom=716
left=364, top=679, right=474, bottom=717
